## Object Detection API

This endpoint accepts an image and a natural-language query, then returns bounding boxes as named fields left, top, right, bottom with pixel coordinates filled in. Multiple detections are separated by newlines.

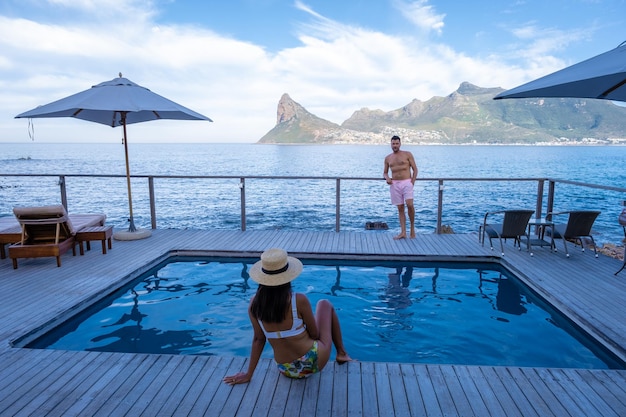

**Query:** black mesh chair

left=481, top=210, right=534, bottom=256
left=546, top=210, right=601, bottom=258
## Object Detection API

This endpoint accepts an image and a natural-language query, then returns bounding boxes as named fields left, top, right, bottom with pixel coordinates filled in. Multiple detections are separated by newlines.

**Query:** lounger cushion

left=0, top=217, right=18, bottom=233
left=13, top=204, right=76, bottom=236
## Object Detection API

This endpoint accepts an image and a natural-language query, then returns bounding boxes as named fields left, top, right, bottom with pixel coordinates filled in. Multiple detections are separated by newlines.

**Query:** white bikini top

left=258, top=293, right=306, bottom=339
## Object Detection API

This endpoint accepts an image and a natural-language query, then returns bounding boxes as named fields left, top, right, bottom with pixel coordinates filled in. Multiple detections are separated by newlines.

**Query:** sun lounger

left=0, top=217, right=22, bottom=259
left=1, top=210, right=106, bottom=259
left=5, top=205, right=106, bottom=268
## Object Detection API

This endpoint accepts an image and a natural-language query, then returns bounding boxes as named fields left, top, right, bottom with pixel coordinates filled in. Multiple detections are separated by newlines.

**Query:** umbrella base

left=113, top=228, right=152, bottom=241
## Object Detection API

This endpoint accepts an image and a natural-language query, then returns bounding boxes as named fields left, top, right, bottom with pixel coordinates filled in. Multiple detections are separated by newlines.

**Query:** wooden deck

left=1, top=229, right=625, bottom=416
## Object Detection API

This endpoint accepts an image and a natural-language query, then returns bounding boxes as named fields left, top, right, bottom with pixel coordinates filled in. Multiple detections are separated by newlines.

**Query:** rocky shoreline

left=597, top=243, right=625, bottom=260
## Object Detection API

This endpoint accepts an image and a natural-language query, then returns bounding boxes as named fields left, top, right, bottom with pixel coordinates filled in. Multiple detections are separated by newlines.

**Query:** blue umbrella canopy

left=16, top=76, right=212, bottom=125
left=15, top=75, right=212, bottom=236
left=494, top=41, right=626, bottom=102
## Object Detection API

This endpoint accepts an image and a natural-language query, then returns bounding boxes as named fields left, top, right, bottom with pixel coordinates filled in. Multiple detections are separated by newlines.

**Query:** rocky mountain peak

left=456, top=81, right=504, bottom=97
left=401, top=99, right=425, bottom=117
left=258, top=93, right=341, bottom=143
left=276, top=93, right=306, bottom=124
left=259, top=83, right=626, bottom=145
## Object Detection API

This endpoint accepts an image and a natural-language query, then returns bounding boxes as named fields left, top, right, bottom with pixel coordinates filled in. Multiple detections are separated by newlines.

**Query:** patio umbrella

left=15, top=74, right=212, bottom=239
left=494, top=41, right=626, bottom=102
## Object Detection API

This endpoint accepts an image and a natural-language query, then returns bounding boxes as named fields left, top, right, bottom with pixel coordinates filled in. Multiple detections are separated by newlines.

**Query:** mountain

left=258, top=94, right=342, bottom=143
left=258, top=83, right=626, bottom=144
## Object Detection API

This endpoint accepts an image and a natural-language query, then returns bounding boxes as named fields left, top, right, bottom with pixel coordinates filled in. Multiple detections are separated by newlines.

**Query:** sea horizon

left=2, top=142, right=626, bottom=248
left=3, top=141, right=626, bottom=146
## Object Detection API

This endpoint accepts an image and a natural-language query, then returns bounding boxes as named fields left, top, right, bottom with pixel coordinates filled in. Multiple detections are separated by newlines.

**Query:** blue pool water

left=27, top=257, right=623, bottom=369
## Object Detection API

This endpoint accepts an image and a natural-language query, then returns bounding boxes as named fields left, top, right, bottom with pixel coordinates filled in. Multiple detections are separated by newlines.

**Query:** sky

left=0, top=0, right=624, bottom=143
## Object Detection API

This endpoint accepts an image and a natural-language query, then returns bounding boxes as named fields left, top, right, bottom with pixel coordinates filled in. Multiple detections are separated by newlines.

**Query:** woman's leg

left=315, top=299, right=352, bottom=370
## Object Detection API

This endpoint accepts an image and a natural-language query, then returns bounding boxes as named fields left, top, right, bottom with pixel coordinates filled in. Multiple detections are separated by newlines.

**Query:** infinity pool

left=26, top=256, right=624, bottom=369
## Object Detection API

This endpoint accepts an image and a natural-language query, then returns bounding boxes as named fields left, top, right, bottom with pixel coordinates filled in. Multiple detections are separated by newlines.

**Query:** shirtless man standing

left=383, top=135, right=418, bottom=239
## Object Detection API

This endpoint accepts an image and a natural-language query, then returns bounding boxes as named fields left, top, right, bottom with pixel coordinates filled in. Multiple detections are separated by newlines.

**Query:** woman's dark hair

left=250, top=283, right=292, bottom=323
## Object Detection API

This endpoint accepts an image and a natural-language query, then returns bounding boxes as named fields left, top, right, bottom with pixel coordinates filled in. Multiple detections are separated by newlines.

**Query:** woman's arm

left=223, top=304, right=266, bottom=385
left=297, top=293, right=319, bottom=340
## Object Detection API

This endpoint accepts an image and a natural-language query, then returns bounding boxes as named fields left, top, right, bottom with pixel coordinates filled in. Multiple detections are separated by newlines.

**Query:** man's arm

left=409, top=153, right=418, bottom=183
left=383, top=157, right=392, bottom=184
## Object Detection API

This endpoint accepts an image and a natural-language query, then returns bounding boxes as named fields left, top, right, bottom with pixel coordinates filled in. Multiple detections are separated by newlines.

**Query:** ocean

left=2, top=142, right=626, bottom=246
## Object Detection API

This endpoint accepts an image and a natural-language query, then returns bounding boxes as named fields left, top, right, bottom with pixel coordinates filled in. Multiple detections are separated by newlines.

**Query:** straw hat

left=250, top=248, right=303, bottom=286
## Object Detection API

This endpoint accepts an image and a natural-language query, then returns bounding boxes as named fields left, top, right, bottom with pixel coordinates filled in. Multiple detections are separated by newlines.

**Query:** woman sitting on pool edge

left=223, top=248, right=353, bottom=384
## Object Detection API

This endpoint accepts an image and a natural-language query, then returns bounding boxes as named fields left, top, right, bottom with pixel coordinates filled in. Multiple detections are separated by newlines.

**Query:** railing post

left=149, top=176, right=156, bottom=229
left=240, top=177, right=246, bottom=231
left=547, top=180, right=555, bottom=215
left=59, top=175, right=67, bottom=209
left=535, top=179, right=544, bottom=220
left=336, top=179, right=341, bottom=232
left=437, top=180, right=444, bottom=234
left=533, top=179, right=545, bottom=235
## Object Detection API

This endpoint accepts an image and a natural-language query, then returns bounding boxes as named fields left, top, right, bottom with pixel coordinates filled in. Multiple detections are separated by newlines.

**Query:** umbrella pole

left=122, top=115, right=137, bottom=232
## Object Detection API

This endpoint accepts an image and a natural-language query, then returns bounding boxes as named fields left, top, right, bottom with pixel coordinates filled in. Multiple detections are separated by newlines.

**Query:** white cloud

left=0, top=1, right=600, bottom=143
left=47, top=0, right=156, bottom=20
left=393, top=0, right=445, bottom=35
left=492, top=21, right=595, bottom=82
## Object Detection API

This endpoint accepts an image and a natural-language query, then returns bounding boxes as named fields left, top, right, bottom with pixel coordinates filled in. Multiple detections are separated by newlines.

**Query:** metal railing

left=2, top=174, right=625, bottom=238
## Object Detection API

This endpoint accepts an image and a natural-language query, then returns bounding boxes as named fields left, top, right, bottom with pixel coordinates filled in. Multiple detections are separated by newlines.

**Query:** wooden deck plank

left=372, top=362, right=394, bottom=415
left=266, top=367, right=292, bottom=417
left=398, top=364, right=427, bottom=417
left=498, top=367, right=547, bottom=417
left=221, top=358, right=269, bottom=417
left=168, top=356, right=224, bottom=416
left=346, top=362, right=363, bottom=417
left=40, top=351, right=119, bottom=417
left=188, top=356, right=236, bottom=417
left=138, top=355, right=202, bottom=417
left=313, top=363, right=334, bottom=416
left=283, top=379, right=306, bottom=417
left=359, top=362, right=378, bottom=417
left=526, top=369, right=612, bottom=416
left=479, top=366, right=524, bottom=417
left=60, top=353, right=151, bottom=416
left=1, top=350, right=83, bottom=416
left=412, top=365, right=443, bottom=417
left=213, top=356, right=249, bottom=417
left=0, top=348, right=54, bottom=391
left=461, top=366, right=508, bottom=417
left=125, top=355, right=190, bottom=416
left=91, top=354, right=163, bottom=417
left=305, top=231, right=321, bottom=253
left=595, top=370, right=626, bottom=415
left=331, top=362, right=349, bottom=416
left=288, top=230, right=307, bottom=251
left=437, top=364, right=474, bottom=416
left=578, top=372, right=626, bottom=416
left=449, top=365, right=491, bottom=417
left=22, top=351, right=104, bottom=416
left=0, top=229, right=625, bottom=416
left=250, top=358, right=280, bottom=417
left=386, top=363, right=411, bottom=416
left=425, top=365, right=459, bottom=416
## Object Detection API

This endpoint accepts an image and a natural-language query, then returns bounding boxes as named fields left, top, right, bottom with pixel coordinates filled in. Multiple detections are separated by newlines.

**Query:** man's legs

left=394, top=203, right=407, bottom=239
left=406, top=199, right=415, bottom=238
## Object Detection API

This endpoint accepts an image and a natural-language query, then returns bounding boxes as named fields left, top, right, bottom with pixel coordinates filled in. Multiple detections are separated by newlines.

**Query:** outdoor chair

left=545, top=210, right=601, bottom=258
left=1, top=210, right=106, bottom=261
left=480, top=209, right=534, bottom=256
left=0, top=217, right=22, bottom=260
left=7, top=205, right=104, bottom=269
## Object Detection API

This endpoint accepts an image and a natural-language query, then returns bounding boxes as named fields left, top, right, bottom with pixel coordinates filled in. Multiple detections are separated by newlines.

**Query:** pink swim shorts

left=389, top=179, right=414, bottom=205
